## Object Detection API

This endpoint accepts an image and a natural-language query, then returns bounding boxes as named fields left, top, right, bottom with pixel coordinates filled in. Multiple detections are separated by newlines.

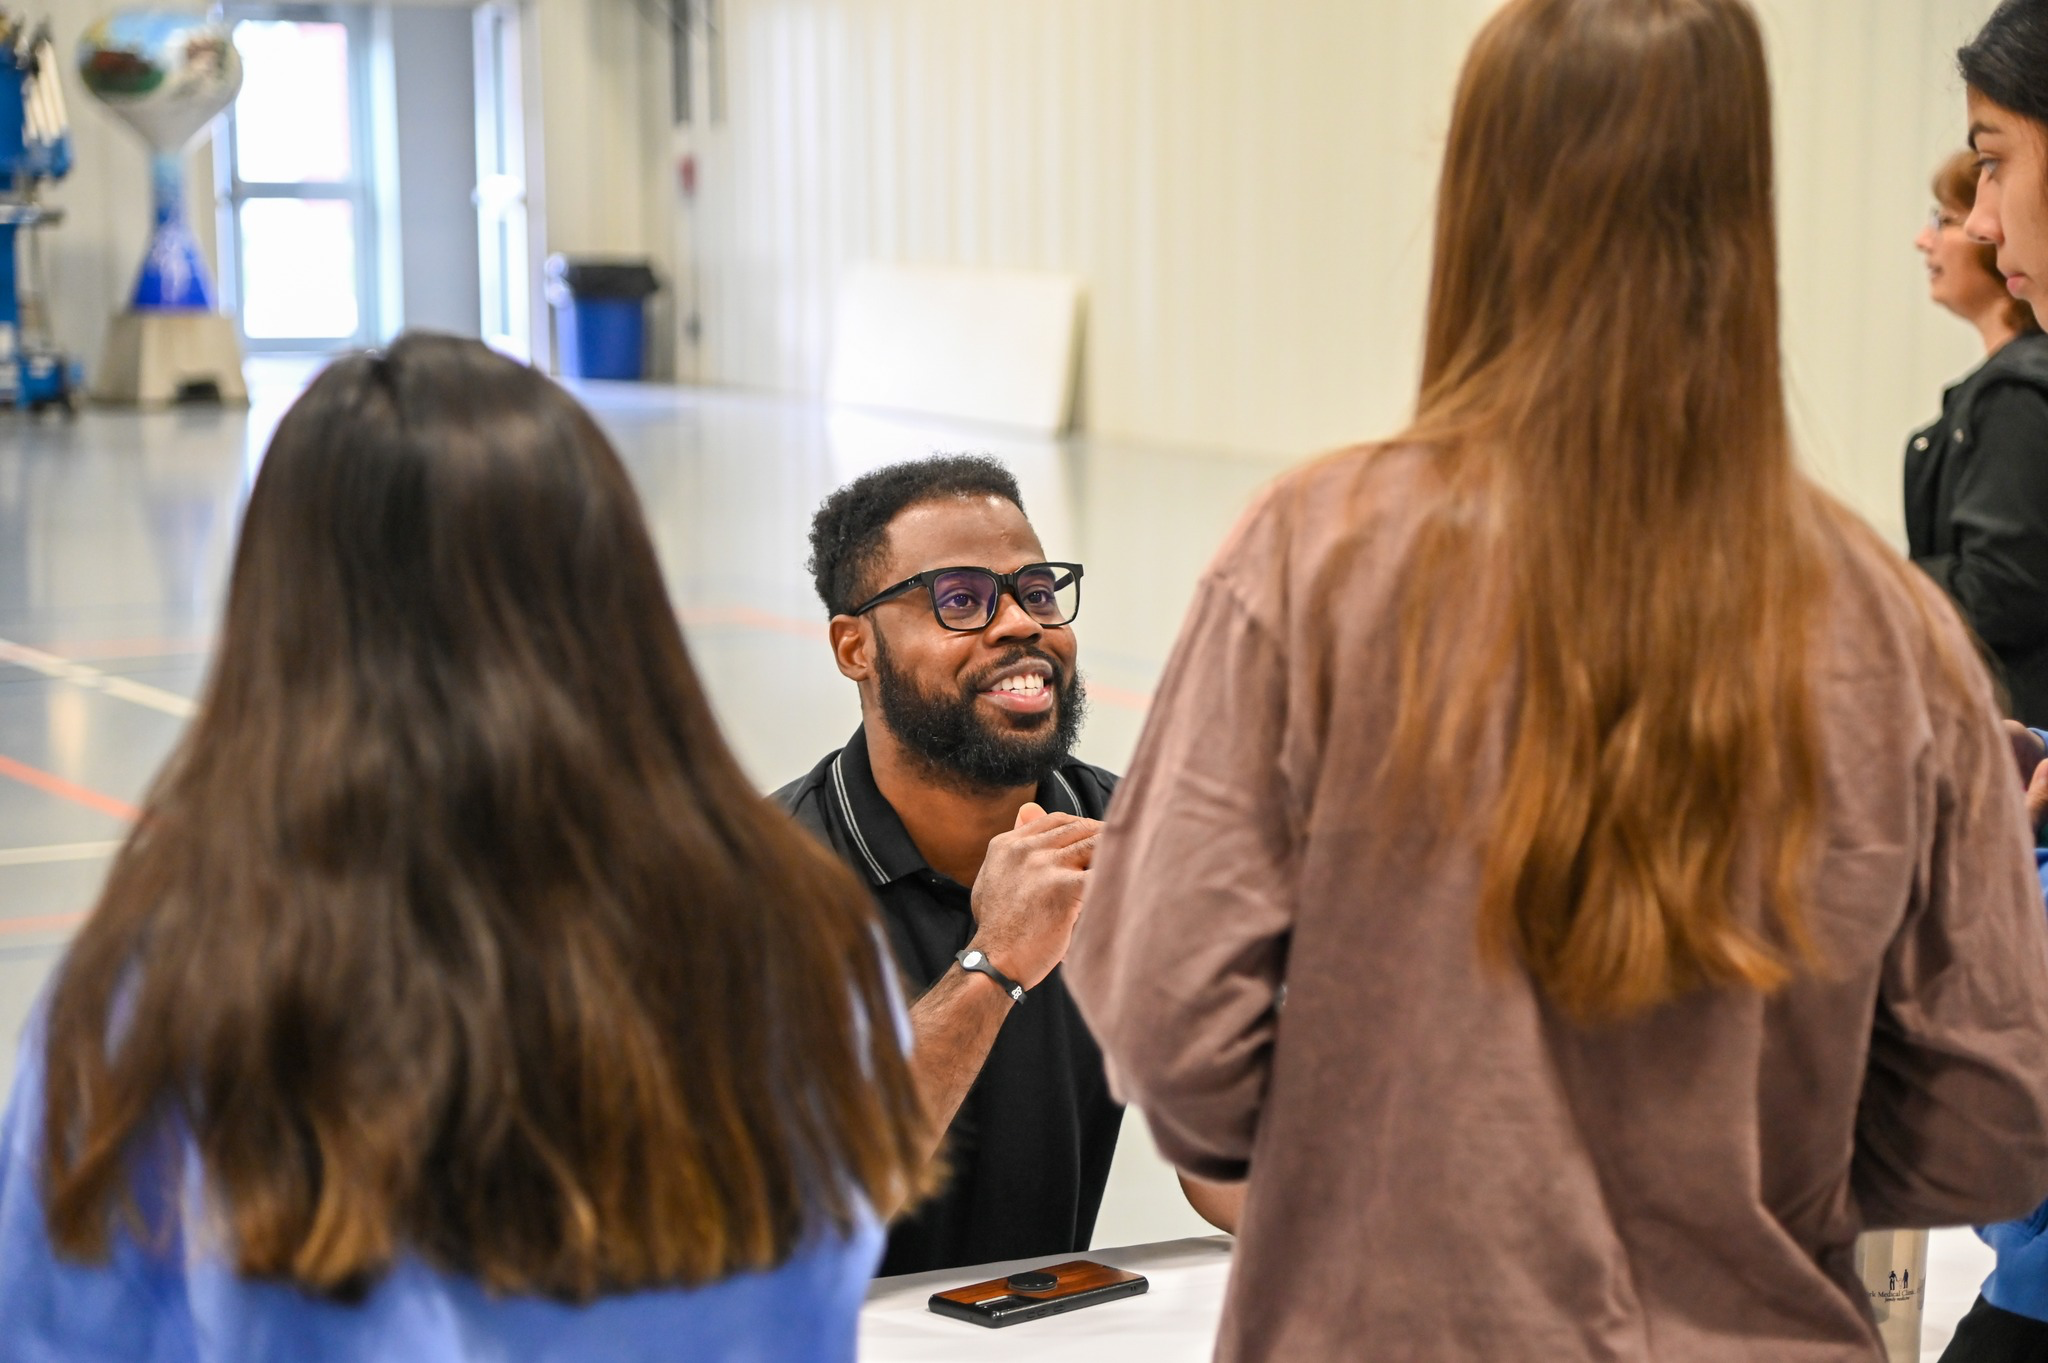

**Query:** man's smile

left=977, top=658, right=1056, bottom=715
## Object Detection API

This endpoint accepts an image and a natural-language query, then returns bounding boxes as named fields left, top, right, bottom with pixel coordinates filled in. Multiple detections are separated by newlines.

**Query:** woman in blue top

left=0, top=334, right=929, bottom=1362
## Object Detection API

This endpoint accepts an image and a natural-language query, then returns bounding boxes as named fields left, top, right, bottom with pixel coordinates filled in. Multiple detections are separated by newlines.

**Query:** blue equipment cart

left=1, top=11, right=79, bottom=413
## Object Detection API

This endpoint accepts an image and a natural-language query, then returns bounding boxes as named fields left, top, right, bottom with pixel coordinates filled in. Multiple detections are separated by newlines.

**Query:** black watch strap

left=955, top=948, right=1027, bottom=1003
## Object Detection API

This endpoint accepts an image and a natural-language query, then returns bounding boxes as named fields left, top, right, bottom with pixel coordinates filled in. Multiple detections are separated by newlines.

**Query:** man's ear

left=829, top=615, right=874, bottom=683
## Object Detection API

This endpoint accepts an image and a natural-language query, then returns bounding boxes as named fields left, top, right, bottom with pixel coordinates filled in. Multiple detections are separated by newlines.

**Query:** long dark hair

left=1962, top=1, right=2048, bottom=129
left=1385, top=0, right=1831, bottom=1020
left=41, top=333, right=928, bottom=1299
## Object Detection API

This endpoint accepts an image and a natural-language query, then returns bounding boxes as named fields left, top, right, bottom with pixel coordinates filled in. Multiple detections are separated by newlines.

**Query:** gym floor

left=0, top=361, right=1995, bottom=1354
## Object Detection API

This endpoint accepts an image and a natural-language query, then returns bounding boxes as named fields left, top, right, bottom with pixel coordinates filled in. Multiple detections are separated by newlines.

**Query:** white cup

left=1856, top=1228, right=1930, bottom=1363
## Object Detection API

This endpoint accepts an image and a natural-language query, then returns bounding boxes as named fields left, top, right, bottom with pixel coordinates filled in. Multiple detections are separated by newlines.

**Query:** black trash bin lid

left=545, top=256, right=661, bottom=301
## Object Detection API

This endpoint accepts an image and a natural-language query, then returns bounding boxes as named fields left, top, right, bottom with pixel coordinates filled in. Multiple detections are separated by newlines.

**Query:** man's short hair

left=807, top=455, right=1025, bottom=617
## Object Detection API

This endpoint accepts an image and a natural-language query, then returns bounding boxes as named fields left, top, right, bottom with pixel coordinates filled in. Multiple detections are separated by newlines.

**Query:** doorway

left=215, top=2, right=506, bottom=354
left=473, top=0, right=532, bottom=361
left=216, top=6, right=379, bottom=351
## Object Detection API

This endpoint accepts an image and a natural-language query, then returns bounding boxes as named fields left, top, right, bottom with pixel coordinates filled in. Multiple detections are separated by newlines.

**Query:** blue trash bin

left=546, top=257, right=661, bottom=380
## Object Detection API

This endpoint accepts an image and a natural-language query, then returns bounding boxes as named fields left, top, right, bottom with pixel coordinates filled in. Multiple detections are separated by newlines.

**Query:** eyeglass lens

left=930, top=566, right=1080, bottom=629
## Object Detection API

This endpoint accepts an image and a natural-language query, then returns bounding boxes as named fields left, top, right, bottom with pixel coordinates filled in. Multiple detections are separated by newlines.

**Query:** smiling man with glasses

left=776, top=455, right=1237, bottom=1276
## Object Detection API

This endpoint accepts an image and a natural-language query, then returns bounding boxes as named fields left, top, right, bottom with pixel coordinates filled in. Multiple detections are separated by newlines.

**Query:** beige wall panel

left=1760, top=0, right=1998, bottom=542
left=698, top=0, right=1492, bottom=456
left=694, top=0, right=2011, bottom=541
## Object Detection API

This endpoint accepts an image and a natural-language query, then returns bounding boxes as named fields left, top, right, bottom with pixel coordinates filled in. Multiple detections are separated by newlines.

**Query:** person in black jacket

left=1939, top=10, right=2048, bottom=1359
left=1938, top=11, right=2048, bottom=1358
left=1906, top=149, right=2048, bottom=724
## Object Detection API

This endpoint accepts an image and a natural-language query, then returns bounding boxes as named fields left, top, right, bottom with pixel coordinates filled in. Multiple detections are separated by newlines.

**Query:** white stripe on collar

left=831, top=753, right=890, bottom=885
left=1051, top=768, right=1082, bottom=815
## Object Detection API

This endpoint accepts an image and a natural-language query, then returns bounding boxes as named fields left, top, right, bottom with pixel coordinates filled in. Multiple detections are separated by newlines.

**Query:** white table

left=860, top=1236, right=1235, bottom=1362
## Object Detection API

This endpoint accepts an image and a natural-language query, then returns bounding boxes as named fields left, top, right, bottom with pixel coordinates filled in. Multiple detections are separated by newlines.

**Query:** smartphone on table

left=927, top=1259, right=1149, bottom=1329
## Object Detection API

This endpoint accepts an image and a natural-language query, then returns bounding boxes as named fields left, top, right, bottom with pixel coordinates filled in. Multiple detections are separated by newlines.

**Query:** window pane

left=491, top=20, right=512, bottom=172
left=232, top=20, right=351, bottom=184
left=239, top=199, right=358, bottom=339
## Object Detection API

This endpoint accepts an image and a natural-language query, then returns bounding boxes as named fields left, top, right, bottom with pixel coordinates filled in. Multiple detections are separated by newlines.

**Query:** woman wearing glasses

left=1907, top=148, right=2048, bottom=724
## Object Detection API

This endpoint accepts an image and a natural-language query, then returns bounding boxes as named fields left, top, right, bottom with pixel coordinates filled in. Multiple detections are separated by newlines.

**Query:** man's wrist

left=956, top=944, right=1028, bottom=1004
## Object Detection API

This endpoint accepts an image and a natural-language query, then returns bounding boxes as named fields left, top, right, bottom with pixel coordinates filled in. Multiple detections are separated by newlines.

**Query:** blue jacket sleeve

left=1976, top=748, right=2048, bottom=1322
left=0, top=1007, right=196, bottom=1363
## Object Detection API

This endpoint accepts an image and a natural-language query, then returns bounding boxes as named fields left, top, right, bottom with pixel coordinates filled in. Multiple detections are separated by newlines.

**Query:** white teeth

left=991, top=674, right=1046, bottom=694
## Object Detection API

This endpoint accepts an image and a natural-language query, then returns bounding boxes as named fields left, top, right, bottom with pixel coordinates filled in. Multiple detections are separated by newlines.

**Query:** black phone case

left=928, top=1261, right=1150, bottom=1328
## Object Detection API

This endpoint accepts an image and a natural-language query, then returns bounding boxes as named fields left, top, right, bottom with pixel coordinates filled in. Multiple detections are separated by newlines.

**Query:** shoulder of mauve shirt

left=1200, top=442, right=1437, bottom=622
left=1813, top=498, right=1985, bottom=695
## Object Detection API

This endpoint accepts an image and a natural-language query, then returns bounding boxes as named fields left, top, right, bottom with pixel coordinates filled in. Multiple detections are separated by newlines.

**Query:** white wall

left=30, top=0, right=2007, bottom=528
left=689, top=0, right=2002, bottom=543
left=1765, top=0, right=1997, bottom=542
left=390, top=5, right=484, bottom=337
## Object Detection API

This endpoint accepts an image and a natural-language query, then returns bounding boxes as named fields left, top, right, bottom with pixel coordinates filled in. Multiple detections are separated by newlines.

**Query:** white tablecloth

left=860, top=1236, right=1235, bottom=1362
left=860, top=1229, right=1995, bottom=1359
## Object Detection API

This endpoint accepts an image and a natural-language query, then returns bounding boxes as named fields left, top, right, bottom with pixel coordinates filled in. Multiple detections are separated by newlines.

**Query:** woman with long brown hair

left=0, top=334, right=926, bottom=1360
left=1066, top=1, right=2048, bottom=1358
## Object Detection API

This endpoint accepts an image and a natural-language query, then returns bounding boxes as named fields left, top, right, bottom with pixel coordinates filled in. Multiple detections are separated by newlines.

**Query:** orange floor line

left=13, top=608, right=1155, bottom=718
left=0, top=754, right=141, bottom=823
left=0, top=911, right=88, bottom=938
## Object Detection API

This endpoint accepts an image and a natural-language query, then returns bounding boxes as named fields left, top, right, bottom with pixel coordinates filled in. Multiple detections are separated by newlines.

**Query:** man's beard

left=874, top=634, right=1087, bottom=795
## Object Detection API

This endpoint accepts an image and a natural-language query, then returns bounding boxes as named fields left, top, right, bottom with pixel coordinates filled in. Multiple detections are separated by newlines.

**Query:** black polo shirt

left=773, top=726, right=1125, bottom=1277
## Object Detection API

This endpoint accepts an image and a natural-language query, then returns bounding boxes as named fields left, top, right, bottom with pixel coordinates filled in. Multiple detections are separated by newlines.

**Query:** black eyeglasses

left=851, top=562, right=1084, bottom=632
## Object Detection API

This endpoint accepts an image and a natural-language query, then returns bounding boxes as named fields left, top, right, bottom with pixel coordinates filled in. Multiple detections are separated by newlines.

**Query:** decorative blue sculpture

left=77, top=10, right=240, bottom=311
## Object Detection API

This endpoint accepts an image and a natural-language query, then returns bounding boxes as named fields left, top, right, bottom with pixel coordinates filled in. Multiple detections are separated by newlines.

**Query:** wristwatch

left=955, top=948, right=1027, bottom=1003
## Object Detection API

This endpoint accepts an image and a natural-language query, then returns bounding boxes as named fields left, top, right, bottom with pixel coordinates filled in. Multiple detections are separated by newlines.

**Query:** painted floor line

left=0, top=911, right=88, bottom=938
left=42, top=636, right=211, bottom=661
left=0, top=942, right=70, bottom=962
left=680, top=606, right=826, bottom=641
left=0, top=637, right=198, bottom=719
left=0, top=608, right=1155, bottom=722
left=0, top=755, right=141, bottom=823
left=1085, top=683, right=1152, bottom=712
left=0, top=841, right=125, bottom=868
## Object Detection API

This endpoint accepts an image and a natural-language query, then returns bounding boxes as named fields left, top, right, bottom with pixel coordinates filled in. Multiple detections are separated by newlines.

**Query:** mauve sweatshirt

left=1067, top=445, right=2048, bottom=1363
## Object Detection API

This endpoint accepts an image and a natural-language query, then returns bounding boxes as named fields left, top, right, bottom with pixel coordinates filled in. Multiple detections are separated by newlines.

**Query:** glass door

left=473, top=0, right=530, bottom=362
left=217, top=5, right=379, bottom=351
